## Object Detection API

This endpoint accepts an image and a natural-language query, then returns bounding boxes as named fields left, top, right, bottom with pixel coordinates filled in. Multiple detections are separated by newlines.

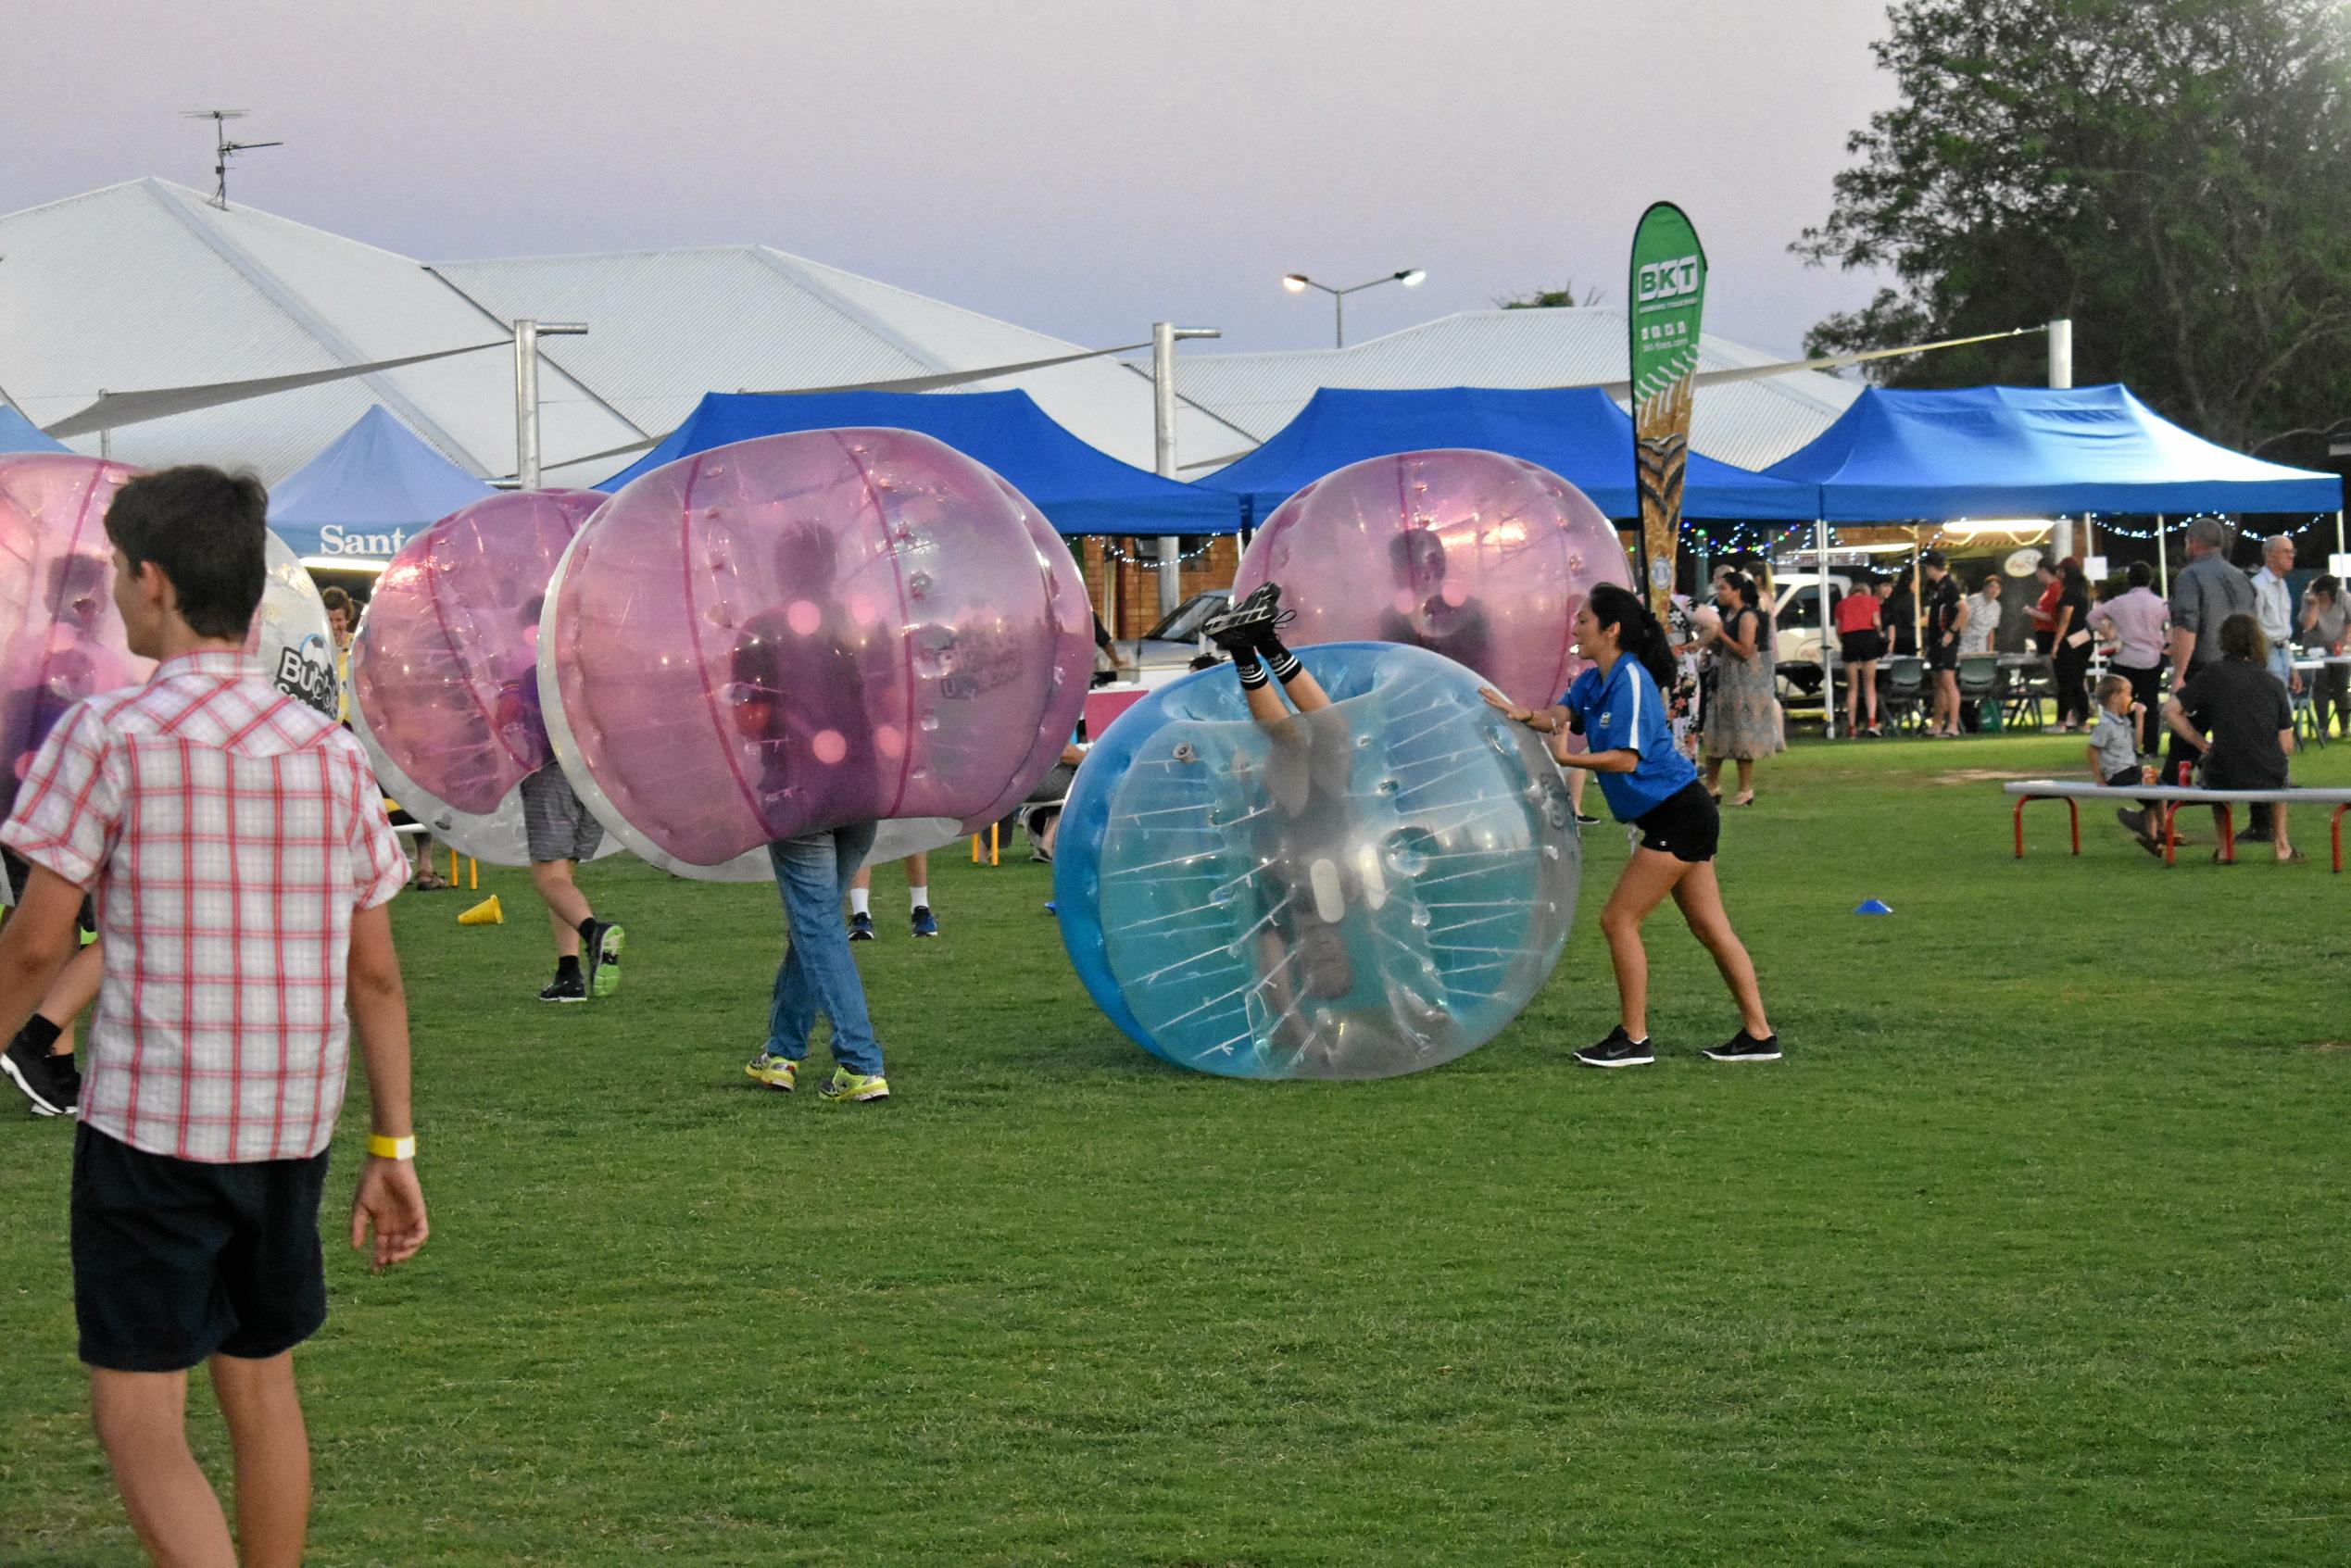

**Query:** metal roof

left=1172, top=307, right=1862, bottom=471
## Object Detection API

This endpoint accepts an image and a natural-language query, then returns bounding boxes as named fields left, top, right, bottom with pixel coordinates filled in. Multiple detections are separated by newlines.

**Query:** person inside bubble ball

left=731, top=523, right=891, bottom=1104
left=1374, top=525, right=1491, bottom=673
left=1484, top=583, right=1779, bottom=1069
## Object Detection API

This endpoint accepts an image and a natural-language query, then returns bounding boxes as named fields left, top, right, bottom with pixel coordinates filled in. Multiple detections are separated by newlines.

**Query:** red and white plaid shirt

left=1, top=651, right=408, bottom=1162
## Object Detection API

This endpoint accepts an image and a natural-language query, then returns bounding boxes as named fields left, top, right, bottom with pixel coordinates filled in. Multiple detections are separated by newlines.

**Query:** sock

left=576, top=915, right=597, bottom=939
left=849, top=889, right=872, bottom=919
left=1232, top=646, right=1270, bottom=690
left=908, top=885, right=930, bottom=912
left=1259, top=633, right=1303, bottom=684
left=22, top=1014, right=62, bottom=1055
left=556, top=954, right=583, bottom=981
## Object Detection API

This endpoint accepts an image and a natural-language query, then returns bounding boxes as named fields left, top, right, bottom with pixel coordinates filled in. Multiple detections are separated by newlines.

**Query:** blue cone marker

left=1854, top=898, right=1892, bottom=915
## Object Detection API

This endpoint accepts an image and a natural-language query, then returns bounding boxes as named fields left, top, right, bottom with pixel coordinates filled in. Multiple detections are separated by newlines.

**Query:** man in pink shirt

left=2092, top=560, right=2170, bottom=752
left=0, top=467, right=425, bottom=1568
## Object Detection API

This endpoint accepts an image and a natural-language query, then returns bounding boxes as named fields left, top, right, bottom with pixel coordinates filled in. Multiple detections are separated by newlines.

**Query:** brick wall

left=1074, top=536, right=1242, bottom=638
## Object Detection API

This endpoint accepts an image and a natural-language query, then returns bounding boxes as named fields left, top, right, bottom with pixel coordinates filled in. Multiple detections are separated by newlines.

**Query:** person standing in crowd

left=1700, top=572, right=1777, bottom=807
left=1485, top=583, right=1779, bottom=1068
left=1833, top=571, right=1884, bottom=736
left=2027, top=558, right=2063, bottom=655
left=2093, top=561, right=2169, bottom=753
left=1920, top=550, right=1964, bottom=736
left=2250, top=533, right=2303, bottom=700
left=2298, top=575, right=2348, bottom=737
left=1955, top=572, right=2003, bottom=731
left=0, top=466, right=425, bottom=1568
left=2168, top=518, right=2257, bottom=784
left=2164, top=612, right=2301, bottom=862
left=849, top=853, right=939, bottom=940
left=1882, top=566, right=1918, bottom=659
left=2048, top=557, right=2095, bottom=732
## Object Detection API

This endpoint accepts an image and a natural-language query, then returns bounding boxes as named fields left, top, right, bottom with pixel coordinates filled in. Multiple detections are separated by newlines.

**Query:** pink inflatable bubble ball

left=543, top=429, right=1092, bottom=867
left=0, top=456, right=147, bottom=820
left=1233, top=449, right=1632, bottom=710
left=349, top=489, right=606, bottom=816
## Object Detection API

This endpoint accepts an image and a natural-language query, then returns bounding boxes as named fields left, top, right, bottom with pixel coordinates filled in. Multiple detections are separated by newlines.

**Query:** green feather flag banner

left=1628, top=202, right=1707, bottom=615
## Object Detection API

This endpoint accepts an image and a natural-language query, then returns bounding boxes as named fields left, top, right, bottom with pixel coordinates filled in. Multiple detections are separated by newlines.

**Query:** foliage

left=4, top=736, right=2350, bottom=1563
left=1498, top=282, right=1603, bottom=309
left=1797, top=0, right=2351, bottom=459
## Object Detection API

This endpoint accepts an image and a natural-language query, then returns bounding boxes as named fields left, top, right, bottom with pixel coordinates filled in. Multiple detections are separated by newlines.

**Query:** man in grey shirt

left=2166, top=518, right=2256, bottom=780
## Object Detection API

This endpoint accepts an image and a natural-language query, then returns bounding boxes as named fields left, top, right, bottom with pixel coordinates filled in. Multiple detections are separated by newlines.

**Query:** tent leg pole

left=1817, top=518, right=1834, bottom=739
left=2156, top=517, right=2169, bottom=599
left=2337, top=509, right=2344, bottom=558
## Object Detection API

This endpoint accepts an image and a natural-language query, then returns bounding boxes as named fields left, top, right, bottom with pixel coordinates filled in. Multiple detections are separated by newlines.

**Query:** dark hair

left=2217, top=611, right=2267, bottom=664
left=104, top=466, right=268, bottom=639
left=2127, top=561, right=2153, bottom=588
left=321, top=585, right=352, bottom=613
left=2034, top=558, right=2057, bottom=577
left=1586, top=583, right=1675, bottom=690
left=2314, top=574, right=2342, bottom=601
left=1716, top=571, right=1754, bottom=607
left=2058, top=558, right=2088, bottom=590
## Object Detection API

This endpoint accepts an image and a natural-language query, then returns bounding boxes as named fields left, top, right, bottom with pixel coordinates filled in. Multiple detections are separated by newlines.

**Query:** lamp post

left=1281, top=269, right=1426, bottom=347
left=1152, top=322, right=1222, bottom=618
left=513, top=319, right=589, bottom=490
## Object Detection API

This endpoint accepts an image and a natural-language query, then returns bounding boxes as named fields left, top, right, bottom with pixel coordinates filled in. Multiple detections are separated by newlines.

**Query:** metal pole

left=1335, top=291, right=1345, bottom=349
left=2156, top=515, right=2169, bottom=598
left=513, top=319, right=540, bottom=492
left=2336, top=508, right=2345, bottom=558
left=2049, top=320, right=2075, bottom=562
left=1817, top=519, right=1835, bottom=738
left=1150, top=321, right=1221, bottom=618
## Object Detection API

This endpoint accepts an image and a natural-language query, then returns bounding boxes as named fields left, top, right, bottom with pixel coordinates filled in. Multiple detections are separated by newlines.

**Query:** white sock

left=908, top=885, right=930, bottom=911
left=849, top=889, right=871, bottom=919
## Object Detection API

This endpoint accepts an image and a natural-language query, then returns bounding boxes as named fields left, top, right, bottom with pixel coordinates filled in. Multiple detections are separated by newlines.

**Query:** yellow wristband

left=366, top=1134, right=415, bottom=1161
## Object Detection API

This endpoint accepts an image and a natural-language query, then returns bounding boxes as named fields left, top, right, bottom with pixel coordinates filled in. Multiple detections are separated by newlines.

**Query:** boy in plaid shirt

left=0, top=467, right=426, bottom=1568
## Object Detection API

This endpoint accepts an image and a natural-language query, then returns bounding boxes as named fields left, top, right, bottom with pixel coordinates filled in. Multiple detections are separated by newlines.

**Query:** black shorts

left=1927, top=639, right=1958, bottom=671
left=70, top=1123, right=330, bottom=1372
left=1631, top=781, right=1720, bottom=863
left=1838, top=630, right=1884, bottom=665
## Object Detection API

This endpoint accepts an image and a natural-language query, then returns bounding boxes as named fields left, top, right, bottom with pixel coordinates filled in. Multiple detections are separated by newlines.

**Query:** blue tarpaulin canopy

left=268, top=407, right=496, bottom=566
left=1764, top=383, right=2343, bottom=521
left=597, top=390, right=1243, bottom=536
left=1197, top=386, right=1821, bottom=523
left=0, top=406, right=71, bottom=455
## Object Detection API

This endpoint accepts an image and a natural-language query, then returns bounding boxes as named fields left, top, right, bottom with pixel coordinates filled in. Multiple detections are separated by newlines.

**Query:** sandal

left=2276, top=848, right=2308, bottom=864
left=1729, top=793, right=1755, bottom=808
left=412, top=869, right=451, bottom=891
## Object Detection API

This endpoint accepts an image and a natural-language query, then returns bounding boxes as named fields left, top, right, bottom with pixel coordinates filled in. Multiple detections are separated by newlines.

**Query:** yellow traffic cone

left=458, top=895, right=503, bottom=927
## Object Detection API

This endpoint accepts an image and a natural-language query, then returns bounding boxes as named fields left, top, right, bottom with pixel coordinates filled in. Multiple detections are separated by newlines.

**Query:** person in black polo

left=2163, top=612, right=2300, bottom=863
left=1920, top=550, right=1964, bottom=736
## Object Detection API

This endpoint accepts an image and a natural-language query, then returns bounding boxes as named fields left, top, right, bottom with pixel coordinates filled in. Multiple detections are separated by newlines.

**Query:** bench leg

left=2333, top=804, right=2346, bottom=873
left=2163, top=803, right=2178, bottom=866
left=2218, top=805, right=2235, bottom=865
left=2012, top=796, right=2081, bottom=859
left=2067, top=798, right=2079, bottom=856
left=2013, top=796, right=2027, bottom=859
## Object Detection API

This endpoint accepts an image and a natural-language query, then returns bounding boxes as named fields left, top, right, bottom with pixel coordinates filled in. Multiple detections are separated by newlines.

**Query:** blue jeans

left=2269, top=644, right=2297, bottom=697
left=765, top=822, right=882, bottom=1076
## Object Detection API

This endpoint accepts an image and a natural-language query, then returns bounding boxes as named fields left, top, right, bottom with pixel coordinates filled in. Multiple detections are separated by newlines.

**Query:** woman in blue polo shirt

left=1483, top=583, right=1779, bottom=1069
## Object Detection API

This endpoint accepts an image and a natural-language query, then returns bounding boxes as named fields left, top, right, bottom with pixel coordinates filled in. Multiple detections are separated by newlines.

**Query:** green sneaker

left=818, top=1066, right=889, bottom=1103
left=745, top=1052, right=798, bottom=1092
left=585, top=921, right=626, bottom=998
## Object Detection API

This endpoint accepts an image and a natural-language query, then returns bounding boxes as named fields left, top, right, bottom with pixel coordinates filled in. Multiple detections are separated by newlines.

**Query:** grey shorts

left=520, top=765, right=604, bottom=864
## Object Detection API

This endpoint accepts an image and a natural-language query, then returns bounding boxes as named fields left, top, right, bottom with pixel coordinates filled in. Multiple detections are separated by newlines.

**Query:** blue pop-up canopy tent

left=268, top=407, right=497, bottom=566
left=0, top=406, right=71, bottom=456
left=1197, top=386, right=1821, bottom=523
left=1764, top=383, right=2343, bottom=520
left=597, top=389, right=1243, bottom=536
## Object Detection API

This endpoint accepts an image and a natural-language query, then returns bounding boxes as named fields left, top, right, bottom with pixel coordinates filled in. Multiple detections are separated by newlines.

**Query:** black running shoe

left=1574, top=1027, right=1654, bottom=1069
left=579, top=919, right=625, bottom=999
left=538, top=972, right=588, bottom=1004
left=1574, top=812, right=1603, bottom=827
left=848, top=911, right=876, bottom=943
left=1202, top=583, right=1286, bottom=654
left=2, top=1034, right=74, bottom=1117
left=1703, top=1030, right=1782, bottom=1062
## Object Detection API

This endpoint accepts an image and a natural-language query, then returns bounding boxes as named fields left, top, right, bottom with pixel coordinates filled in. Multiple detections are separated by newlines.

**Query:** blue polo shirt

left=1561, top=656, right=1697, bottom=822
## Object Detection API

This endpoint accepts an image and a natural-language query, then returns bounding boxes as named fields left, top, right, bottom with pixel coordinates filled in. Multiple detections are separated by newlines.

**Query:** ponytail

left=1586, top=583, right=1676, bottom=692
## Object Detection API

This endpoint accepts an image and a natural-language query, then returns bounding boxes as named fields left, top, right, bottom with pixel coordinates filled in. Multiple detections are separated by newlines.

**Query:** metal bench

left=2000, top=779, right=2351, bottom=869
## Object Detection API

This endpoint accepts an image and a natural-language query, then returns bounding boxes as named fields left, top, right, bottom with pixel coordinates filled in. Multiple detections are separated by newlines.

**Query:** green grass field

left=5, top=731, right=2347, bottom=1565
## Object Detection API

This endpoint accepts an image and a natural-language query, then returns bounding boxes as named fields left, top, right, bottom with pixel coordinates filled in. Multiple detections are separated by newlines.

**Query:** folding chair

left=1879, top=658, right=1927, bottom=734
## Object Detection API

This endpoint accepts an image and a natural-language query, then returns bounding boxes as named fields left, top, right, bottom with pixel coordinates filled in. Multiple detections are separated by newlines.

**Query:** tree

left=1796, top=0, right=2351, bottom=460
left=1497, top=283, right=1603, bottom=309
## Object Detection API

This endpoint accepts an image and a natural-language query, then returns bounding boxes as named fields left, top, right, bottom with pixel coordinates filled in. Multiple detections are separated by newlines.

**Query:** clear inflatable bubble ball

left=542, top=429, right=1092, bottom=869
left=1234, top=448, right=1632, bottom=710
left=1054, top=642, right=1580, bottom=1080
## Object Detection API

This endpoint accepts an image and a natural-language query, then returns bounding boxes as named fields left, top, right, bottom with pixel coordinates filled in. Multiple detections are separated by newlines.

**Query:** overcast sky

left=1, top=0, right=1898, bottom=360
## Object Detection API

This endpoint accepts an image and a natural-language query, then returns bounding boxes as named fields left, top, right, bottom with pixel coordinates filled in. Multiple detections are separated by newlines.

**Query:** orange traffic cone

left=458, top=895, right=503, bottom=926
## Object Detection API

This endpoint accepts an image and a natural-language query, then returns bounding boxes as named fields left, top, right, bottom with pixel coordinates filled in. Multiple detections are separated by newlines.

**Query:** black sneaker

left=579, top=919, right=626, bottom=999
left=1703, top=1030, right=1782, bottom=1062
left=1202, top=583, right=1287, bottom=654
left=538, top=972, right=588, bottom=1004
left=910, top=905, right=939, bottom=938
left=848, top=911, right=876, bottom=942
left=1574, top=812, right=1603, bottom=826
left=1574, top=1027, right=1654, bottom=1069
left=2113, top=806, right=2147, bottom=836
left=2, top=1034, right=74, bottom=1116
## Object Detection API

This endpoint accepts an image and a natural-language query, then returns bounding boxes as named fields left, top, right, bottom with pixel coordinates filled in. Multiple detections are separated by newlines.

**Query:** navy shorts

left=71, top=1123, right=330, bottom=1372
left=1632, top=781, right=1720, bottom=863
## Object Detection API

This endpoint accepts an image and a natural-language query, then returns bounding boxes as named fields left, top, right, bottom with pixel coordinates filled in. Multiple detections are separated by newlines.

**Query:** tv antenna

left=181, top=110, right=281, bottom=209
